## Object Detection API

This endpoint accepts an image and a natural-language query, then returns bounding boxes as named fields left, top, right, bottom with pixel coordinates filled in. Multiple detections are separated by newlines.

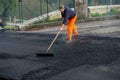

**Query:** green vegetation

left=0, top=0, right=17, bottom=19
left=109, top=8, right=120, bottom=15
left=91, top=9, right=120, bottom=17
left=91, top=13, right=109, bottom=17
left=22, top=0, right=74, bottom=19
left=5, top=26, right=15, bottom=30
left=33, top=18, right=62, bottom=24
left=88, top=0, right=120, bottom=6
left=4, top=25, right=19, bottom=30
left=0, top=0, right=120, bottom=23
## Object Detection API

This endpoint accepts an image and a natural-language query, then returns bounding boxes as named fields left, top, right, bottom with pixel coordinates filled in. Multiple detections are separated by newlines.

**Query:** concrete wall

left=88, top=5, right=120, bottom=14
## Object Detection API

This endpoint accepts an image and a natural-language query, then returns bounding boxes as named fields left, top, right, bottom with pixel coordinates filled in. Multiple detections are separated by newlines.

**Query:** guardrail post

left=46, top=0, right=49, bottom=21
left=18, top=0, right=23, bottom=24
left=9, top=16, right=12, bottom=30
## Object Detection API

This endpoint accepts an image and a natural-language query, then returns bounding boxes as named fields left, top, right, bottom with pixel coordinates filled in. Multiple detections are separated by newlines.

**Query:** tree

left=0, top=0, right=17, bottom=19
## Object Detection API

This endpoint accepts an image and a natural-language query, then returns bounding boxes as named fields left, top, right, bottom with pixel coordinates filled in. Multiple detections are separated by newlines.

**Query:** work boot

left=73, top=31, right=79, bottom=38
left=67, top=34, right=72, bottom=40
left=66, top=39, right=72, bottom=43
left=74, top=34, right=79, bottom=38
left=66, top=37, right=72, bottom=43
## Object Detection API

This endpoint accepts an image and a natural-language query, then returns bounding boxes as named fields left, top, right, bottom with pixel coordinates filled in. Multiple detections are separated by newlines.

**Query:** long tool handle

left=46, top=30, right=61, bottom=53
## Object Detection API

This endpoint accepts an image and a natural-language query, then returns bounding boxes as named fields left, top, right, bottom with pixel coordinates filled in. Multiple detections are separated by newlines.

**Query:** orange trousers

left=67, top=16, right=78, bottom=41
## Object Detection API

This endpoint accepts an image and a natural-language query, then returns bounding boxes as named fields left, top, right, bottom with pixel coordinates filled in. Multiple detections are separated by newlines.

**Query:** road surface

left=0, top=19, right=120, bottom=80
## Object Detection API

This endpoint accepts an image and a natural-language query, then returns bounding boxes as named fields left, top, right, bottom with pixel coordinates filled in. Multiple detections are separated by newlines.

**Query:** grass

left=4, top=26, right=18, bottom=30
left=33, top=18, right=62, bottom=24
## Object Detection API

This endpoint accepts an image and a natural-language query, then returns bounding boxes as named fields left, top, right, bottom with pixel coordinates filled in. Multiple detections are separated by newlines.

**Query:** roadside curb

left=22, top=15, right=120, bottom=31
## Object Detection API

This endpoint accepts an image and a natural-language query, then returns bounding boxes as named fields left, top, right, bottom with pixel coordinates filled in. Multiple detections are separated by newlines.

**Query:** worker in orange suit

left=59, top=5, right=79, bottom=42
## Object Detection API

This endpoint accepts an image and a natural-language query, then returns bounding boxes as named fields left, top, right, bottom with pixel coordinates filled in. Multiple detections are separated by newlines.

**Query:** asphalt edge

left=22, top=15, right=120, bottom=31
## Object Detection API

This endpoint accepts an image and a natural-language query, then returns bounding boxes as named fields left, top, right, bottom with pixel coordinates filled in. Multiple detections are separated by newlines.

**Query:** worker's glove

left=60, top=27, right=63, bottom=31
left=59, top=24, right=64, bottom=31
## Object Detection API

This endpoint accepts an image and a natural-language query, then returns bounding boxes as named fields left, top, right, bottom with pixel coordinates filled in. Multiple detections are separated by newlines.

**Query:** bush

left=109, top=8, right=120, bottom=15
left=33, top=18, right=62, bottom=24
left=5, top=26, right=16, bottom=30
left=91, top=13, right=101, bottom=17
